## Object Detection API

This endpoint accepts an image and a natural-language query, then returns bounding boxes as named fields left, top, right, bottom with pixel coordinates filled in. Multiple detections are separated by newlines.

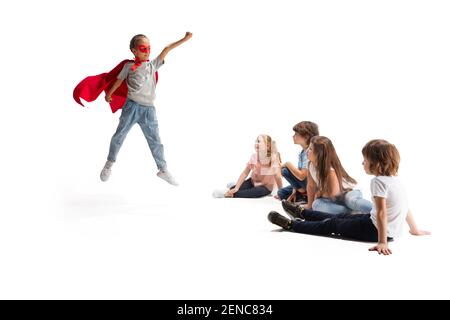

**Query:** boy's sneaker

left=100, top=160, right=114, bottom=182
left=157, top=170, right=179, bottom=186
left=268, top=211, right=292, bottom=230
left=281, top=200, right=305, bottom=220
left=212, top=189, right=227, bottom=198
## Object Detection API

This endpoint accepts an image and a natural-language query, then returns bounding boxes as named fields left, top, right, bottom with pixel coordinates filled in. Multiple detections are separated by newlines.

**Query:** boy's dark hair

left=129, top=34, right=148, bottom=50
left=362, top=139, right=400, bottom=176
left=292, top=121, right=319, bottom=145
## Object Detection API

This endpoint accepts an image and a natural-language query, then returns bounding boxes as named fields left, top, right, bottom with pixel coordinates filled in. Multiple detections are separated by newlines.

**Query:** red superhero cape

left=73, top=60, right=158, bottom=113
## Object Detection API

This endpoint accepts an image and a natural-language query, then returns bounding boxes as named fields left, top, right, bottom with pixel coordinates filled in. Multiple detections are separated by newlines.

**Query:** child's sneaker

left=100, top=160, right=114, bottom=182
left=268, top=211, right=292, bottom=230
left=157, top=169, right=179, bottom=186
left=226, top=182, right=236, bottom=189
left=212, top=189, right=227, bottom=198
left=282, top=200, right=305, bottom=220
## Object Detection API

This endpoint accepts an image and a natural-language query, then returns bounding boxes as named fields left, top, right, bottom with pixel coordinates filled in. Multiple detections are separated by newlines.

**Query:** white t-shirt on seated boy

left=370, top=176, right=408, bottom=238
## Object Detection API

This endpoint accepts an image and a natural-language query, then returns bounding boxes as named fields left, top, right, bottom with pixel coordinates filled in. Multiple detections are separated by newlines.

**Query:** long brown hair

left=309, top=136, right=356, bottom=194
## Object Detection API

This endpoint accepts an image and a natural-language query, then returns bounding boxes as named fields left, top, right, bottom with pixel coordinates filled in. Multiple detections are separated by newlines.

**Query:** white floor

left=0, top=169, right=447, bottom=299
left=2, top=0, right=450, bottom=299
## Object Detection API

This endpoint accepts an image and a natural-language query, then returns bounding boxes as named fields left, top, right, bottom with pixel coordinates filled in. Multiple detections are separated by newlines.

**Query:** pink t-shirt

left=247, top=154, right=280, bottom=191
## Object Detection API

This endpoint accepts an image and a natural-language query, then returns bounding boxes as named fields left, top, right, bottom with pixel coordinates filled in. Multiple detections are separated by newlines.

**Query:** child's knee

left=277, top=189, right=283, bottom=198
left=311, top=200, right=322, bottom=211
left=345, top=189, right=362, bottom=201
left=281, top=167, right=290, bottom=178
left=277, top=188, right=289, bottom=199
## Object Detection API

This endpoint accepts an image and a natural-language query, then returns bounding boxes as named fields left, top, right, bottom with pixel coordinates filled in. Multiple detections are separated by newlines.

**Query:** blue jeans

left=107, top=100, right=167, bottom=170
left=312, top=190, right=373, bottom=214
left=291, top=210, right=379, bottom=242
left=277, top=167, right=307, bottom=200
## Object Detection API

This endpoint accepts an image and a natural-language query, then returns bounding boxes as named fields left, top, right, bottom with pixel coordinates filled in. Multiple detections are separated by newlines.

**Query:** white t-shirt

left=117, top=57, right=164, bottom=107
left=370, top=176, right=408, bottom=238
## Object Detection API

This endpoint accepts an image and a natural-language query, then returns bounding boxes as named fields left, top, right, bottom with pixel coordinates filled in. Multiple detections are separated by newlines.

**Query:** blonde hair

left=257, top=134, right=281, bottom=166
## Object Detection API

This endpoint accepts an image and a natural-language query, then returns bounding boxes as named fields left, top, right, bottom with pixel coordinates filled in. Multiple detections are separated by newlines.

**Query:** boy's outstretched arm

left=369, top=197, right=392, bottom=255
left=157, top=32, right=193, bottom=62
left=406, top=209, right=431, bottom=236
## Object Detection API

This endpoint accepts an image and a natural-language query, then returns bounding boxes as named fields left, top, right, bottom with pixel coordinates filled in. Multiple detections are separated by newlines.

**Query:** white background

left=1, top=0, right=449, bottom=299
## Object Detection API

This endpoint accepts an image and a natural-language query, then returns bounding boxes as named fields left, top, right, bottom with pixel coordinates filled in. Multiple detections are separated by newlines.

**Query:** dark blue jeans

left=277, top=167, right=307, bottom=200
left=231, top=178, right=271, bottom=198
left=291, top=210, right=380, bottom=242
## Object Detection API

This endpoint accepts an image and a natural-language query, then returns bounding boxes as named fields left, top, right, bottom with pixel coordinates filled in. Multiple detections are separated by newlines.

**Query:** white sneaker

left=100, top=160, right=114, bottom=182
left=157, top=170, right=179, bottom=186
left=212, top=189, right=227, bottom=198
left=226, top=182, right=236, bottom=189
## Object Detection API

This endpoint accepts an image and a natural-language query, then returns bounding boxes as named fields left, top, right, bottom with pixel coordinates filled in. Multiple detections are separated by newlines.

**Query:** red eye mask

left=138, top=45, right=151, bottom=53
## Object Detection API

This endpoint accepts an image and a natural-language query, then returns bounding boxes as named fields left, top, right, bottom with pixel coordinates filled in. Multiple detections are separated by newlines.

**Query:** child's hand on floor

left=369, top=243, right=392, bottom=255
